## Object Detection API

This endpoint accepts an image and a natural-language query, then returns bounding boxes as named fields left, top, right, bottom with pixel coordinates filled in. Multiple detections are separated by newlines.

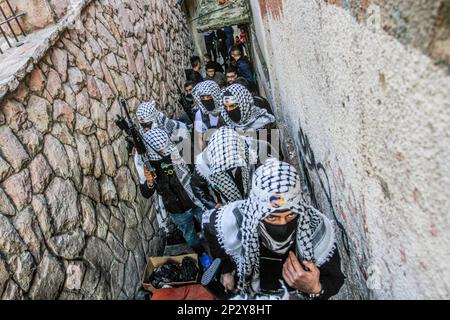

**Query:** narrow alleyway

left=0, top=0, right=449, bottom=301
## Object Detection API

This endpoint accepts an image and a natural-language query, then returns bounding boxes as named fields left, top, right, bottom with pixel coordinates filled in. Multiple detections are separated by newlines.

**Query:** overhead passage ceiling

left=195, top=0, right=251, bottom=32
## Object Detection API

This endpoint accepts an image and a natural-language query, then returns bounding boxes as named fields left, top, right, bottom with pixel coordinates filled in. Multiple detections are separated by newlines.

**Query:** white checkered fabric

left=136, top=101, right=161, bottom=124
left=142, top=128, right=173, bottom=160
left=214, top=159, right=336, bottom=295
left=206, top=127, right=251, bottom=203
left=192, top=80, right=224, bottom=116
left=221, top=84, right=275, bottom=130
left=142, top=128, right=205, bottom=210
left=136, top=100, right=189, bottom=144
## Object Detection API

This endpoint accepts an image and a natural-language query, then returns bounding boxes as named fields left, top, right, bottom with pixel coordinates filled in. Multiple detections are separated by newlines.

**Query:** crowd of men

left=129, top=33, right=345, bottom=300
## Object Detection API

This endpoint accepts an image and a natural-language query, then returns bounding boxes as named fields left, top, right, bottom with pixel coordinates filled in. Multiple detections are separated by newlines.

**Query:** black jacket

left=191, top=167, right=248, bottom=209
left=185, top=69, right=203, bottom=86
left=253, top=95, right=273, bottom=115
left=191, top=170, right=218, bottom=210
left=235, top=57, right=253, bottom=84
left=203, top=208, right=345, bottom=299
left=139, top=158, right=195, bottom=214
left=207, top=61, right=224, bottom=74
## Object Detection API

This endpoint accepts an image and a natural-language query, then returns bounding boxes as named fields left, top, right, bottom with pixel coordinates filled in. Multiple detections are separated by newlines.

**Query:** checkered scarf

left=215, top=159, right=336, bottom=295
left=142, top=128, right=205, bottom=210
left=196, top=128, right=252, bottom=204
left=221, top=84, right=275, bottom=130
left=136, top=101, right=188, bottom=144
left=192, top=80, right=223, bottom=116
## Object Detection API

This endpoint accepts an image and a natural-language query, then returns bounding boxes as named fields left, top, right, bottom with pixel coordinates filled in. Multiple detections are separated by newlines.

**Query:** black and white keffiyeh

left=221, top=84, right=275, bottom=130
left=192, top=80, right=224, bottom=116
left=136, top=101, right=188, bottom=144
left=195, top=128, right=255, bottom=204
left=136, top=101, right=162, bottom=125
left=142, top=127, right=174, bottom=161
left=142, top=128, right=205, bottom=210
left=214, top=159, right=336, bottom=295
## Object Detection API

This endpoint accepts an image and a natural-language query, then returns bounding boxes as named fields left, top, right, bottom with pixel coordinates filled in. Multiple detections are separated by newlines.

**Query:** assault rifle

left=115, top=97, right=156, bottom=181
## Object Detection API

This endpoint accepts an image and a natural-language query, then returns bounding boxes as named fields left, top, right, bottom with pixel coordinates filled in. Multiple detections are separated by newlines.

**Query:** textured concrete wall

left=249, top=0, right=450, bottom=299
left=0, top=0, right=191, bottom=300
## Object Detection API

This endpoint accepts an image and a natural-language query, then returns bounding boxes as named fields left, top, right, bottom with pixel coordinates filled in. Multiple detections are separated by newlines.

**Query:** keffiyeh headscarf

left=136, top=101, right=161, bottom=125
left=221, top=84, right=275, bottom=130
left=192, top=80, right=223, bottom=116
left=195, top=128, right=255, bottom=203
left=215, top=159, right=336, bottom=295
left=142, top=127, right=174, bottom=161
left=142, top=128, right=205, bottom=210
left=136, top=101, right=188, bottom=144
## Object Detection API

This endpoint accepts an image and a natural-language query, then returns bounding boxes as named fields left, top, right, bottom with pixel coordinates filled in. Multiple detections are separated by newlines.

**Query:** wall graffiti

left=294, top=121, right=376, bottom=297
left=295, top=123, right=352, bottom=256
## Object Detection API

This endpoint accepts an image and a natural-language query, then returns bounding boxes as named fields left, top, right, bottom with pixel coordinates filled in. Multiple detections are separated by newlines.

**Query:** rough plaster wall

left=324, top=0, right=450, bottom=68
left=250, top=0, right=450, bottom=299
left=0, top=0, right=191, bottom=300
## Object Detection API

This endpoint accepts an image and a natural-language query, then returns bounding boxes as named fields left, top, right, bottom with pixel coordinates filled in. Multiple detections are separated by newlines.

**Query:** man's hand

left=282, top=251, right=321, bottom=294
left=143, top=165, right=155, bottom=187
left=215, top=203, right=222, bottom=209
left=222, top=272, right=236, bottom=293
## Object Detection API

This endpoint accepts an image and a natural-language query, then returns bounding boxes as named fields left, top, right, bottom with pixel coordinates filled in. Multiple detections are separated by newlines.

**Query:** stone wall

left=249, top=0, right=450, bottom=299
left=0, top=0, right=192, bottom=299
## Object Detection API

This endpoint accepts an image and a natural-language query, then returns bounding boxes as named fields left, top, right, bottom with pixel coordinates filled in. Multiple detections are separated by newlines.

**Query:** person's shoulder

left=194, top=109, right=203, bottom=121
left=241, top=56, right=251, bottom=64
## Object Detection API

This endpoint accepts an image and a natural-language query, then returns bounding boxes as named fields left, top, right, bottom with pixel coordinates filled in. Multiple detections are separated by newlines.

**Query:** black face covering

left=141, top=121, right=153, bottom=131
left=262, top=216, right=299, bottom=242
left=202, top=99, right=216, bottom=112
left=186, top=94, right=194, bottom=105
left=227, top=107, right=241, bottom=122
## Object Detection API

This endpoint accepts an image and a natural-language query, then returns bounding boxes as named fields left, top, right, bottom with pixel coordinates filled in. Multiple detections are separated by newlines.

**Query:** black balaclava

left=141, top=121, right=154, bottom=131
left=224, top=91, right=242, bottom=122
left=186, top=94, right=194, bottom=105
left=202, top=98, right=216, bottom=112
left=261, top=215, right=299, bottom=243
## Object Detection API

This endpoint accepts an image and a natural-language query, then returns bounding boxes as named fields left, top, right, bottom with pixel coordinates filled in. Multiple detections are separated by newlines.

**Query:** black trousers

left=205, top=41, right=217, bottom=62
left=218, top=44, right=228, bottom=65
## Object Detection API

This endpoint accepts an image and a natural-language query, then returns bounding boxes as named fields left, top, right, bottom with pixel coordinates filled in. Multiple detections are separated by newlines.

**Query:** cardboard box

left=142, top=253, right=199, bottom=292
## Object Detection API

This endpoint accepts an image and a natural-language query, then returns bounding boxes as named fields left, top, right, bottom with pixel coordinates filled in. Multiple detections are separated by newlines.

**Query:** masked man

left=135, top=100, right=189, bottom=146
left=222, top=84, right=275, bottom=131
left=191, top=127, right=256, bottom=209
left=136, top=128, right=206, bottom=255
left=192, top=80, right=225, bottom=148
left=202, top=159, right=345, bottom=299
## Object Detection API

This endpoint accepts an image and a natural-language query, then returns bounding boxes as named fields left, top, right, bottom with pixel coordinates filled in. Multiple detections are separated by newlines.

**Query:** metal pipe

left=4, top=0, right=25, bottom=36
left=0, top=23, right=12, bottom=48
left=0, top=13, right=26, bottom=26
